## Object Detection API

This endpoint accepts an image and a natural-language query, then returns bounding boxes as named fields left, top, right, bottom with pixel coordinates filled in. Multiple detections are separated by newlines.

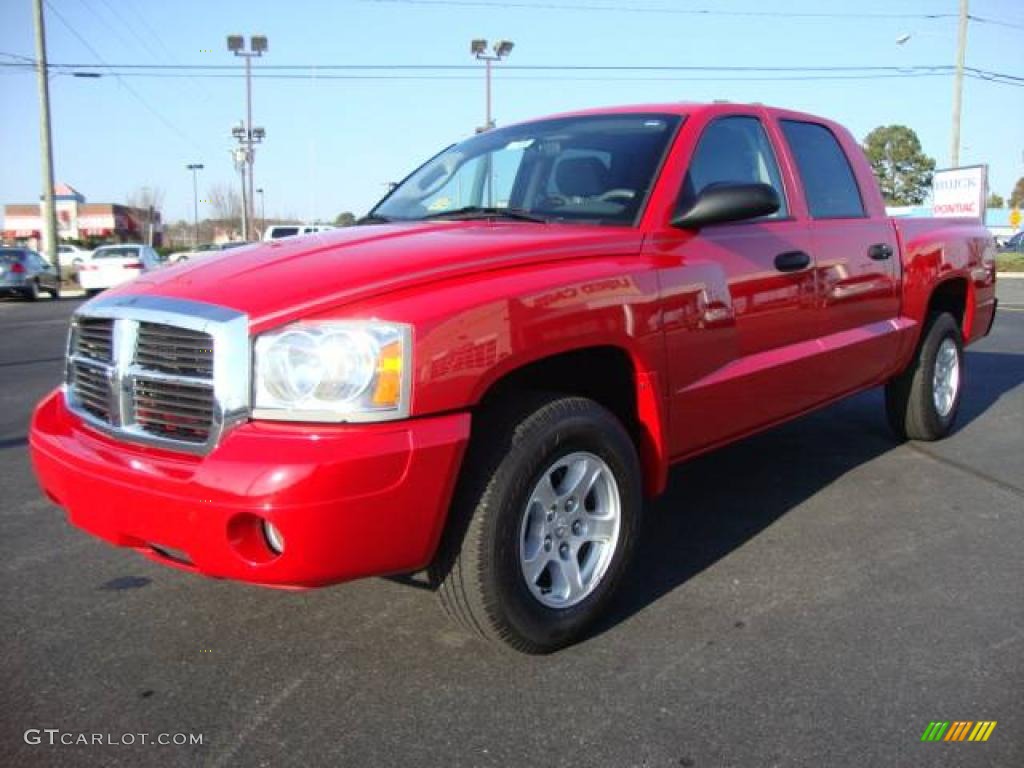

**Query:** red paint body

left=30, top=103, right=997, bottom=587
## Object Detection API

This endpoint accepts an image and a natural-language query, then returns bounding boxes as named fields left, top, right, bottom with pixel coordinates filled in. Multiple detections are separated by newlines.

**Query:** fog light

left=262, top=521, right=285, bottom=554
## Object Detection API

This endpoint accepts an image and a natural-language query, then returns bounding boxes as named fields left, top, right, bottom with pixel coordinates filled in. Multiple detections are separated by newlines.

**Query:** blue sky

left=1, top=0, right=1021, bottom=224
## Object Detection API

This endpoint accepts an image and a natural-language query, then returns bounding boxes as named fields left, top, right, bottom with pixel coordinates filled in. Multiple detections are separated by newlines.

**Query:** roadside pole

left=32, top=0, right=60, bottom=294
left=950, top=0, right=968, bottom=167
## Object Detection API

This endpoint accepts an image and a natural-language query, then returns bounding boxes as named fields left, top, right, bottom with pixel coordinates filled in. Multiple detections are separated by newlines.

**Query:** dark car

left=998, top=231, right=1023, bottom=253
left=0, top=247, right=59, bottom=300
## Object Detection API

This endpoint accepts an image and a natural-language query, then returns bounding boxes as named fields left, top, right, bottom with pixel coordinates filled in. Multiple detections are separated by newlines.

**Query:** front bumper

left=30, top=390, right=470, bottom=588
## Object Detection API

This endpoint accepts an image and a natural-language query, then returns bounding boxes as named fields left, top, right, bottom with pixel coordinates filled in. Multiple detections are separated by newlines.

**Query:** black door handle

left=868, top=243, right=893, bottom=261
left=774, top=250, right=811, bottom=272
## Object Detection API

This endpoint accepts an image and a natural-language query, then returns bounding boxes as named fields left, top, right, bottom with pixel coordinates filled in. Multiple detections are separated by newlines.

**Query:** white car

left=57, top=243, right=92, bottom=270
left=262, top=224, right=335, bottom=241
left=77, top=244, right=164, bottom=295
left=171, top=241, right=254, bottom=263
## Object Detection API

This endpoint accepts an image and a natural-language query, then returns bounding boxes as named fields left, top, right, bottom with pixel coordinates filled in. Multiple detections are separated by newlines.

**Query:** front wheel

left=433, top=395, right=642, bottom=654
left=885, top=312, right=964, bottom=441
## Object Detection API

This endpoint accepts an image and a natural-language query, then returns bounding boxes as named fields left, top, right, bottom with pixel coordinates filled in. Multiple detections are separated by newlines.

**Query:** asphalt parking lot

left=1, top=283, right=1021, bottom=768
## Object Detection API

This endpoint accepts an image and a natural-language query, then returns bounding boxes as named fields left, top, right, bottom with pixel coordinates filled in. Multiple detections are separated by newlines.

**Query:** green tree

left=334, top=211, right=356, bottom=227
left=862, top=125, right=936, bottom=206
left=987, top=193, right=1005, bottom=208
left=1010, top=177, right=1024, bottom=208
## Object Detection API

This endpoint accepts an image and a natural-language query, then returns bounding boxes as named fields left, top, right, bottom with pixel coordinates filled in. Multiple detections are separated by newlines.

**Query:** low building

left=2, top=183, right=162, bottom=246
left=886, top=204, right=1019, bottom=240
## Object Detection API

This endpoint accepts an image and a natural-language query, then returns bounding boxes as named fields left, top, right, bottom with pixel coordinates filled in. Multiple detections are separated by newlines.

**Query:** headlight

left=253, top=321, right=411, bottom=422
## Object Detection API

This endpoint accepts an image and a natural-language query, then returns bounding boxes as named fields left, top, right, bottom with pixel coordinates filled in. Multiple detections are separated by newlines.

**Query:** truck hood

left=117, top=221, right=644, bottom=330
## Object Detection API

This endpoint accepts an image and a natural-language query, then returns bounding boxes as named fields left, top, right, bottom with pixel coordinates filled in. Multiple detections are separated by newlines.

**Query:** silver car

left=0, top=247, right=60, bottom=300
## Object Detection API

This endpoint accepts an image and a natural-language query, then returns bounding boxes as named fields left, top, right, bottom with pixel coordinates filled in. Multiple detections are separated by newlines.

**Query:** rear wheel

left=885, top=312, right=964, bottom=441
left=433, top=394, right=642, bottom=654
left=23, top=280, right=40, bottom=301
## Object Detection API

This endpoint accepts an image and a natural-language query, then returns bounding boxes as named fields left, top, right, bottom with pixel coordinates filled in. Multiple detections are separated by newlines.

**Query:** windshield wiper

left=355, top=213, right=393, bottom=225
left=420, top=206, right=548, bottom=223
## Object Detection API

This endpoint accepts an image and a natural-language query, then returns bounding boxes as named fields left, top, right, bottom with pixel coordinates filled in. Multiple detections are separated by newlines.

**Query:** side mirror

left=672, top=182, right=781, bottom=229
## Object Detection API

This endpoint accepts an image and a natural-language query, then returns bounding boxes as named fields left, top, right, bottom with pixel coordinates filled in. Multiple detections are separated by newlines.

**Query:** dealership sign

left=932, top=165, right=987, bottom=218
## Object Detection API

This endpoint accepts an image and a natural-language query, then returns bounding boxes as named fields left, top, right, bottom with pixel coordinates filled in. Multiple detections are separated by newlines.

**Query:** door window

left=779, top=120, right=865, bottom=219
left=681, top=116, right=788, bottom=218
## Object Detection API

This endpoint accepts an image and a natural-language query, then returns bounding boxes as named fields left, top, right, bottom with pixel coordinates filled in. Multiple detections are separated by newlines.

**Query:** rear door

left=30, top=251, right=58, bottom=291
left=655, top=112, right=821, bottom=456
left=777, top=119, right=901, bottom=392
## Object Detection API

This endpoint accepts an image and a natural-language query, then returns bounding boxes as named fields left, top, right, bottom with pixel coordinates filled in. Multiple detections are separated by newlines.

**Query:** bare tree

left=207, top=184, right=242, bottom=222
left=127, top=186, right=165, bottom=212
left=126, top=186, right=165, bottom=245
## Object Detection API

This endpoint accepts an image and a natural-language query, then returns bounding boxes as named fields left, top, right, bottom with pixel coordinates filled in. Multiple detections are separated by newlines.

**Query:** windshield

left=372, top=113, right=682, bottom=226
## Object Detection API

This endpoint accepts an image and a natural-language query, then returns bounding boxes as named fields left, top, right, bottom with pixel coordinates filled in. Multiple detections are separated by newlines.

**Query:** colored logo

left=921, top=721, right=997, bottom=742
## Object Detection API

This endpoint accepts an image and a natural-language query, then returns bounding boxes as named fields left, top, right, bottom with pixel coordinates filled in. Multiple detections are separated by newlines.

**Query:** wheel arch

left=926, top=276, right=972, bottom=335
left=472, top=345, right=669, bottom=497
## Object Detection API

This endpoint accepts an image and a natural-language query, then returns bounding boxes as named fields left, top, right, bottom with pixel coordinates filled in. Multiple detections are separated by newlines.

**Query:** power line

left=41, top=1, right=203, bottom=151
left=968, top=14, right=1024, bottom=31
left=356, top=0, right=1024, bottom=28
left=4, top=66, right=1021, bottom=87
left=0, top=62, right=986, bottom=72
left=4, top=52, right=1021, bottom=87
left=87, top=0, right=220, bottom=104
left=0, top=70, right=956, bottom=81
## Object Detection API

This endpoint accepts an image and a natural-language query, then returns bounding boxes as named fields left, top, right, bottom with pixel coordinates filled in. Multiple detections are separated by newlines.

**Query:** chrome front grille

left=69, top=360, right=112, bottom=421
left=135, top=322, right=214, bottom=378
left=74, top=317, right=114, bottom=362
left=64, top=295, right=250, bottom=454
left=133, top=376, right=215, bottom=444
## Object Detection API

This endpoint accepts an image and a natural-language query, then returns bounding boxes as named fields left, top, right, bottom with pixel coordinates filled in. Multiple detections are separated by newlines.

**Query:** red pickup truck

left=30, top=103, right=997, bottom=653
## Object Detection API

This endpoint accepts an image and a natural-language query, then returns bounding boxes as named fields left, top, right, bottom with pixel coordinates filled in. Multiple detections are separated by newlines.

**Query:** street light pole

left=471, top=39, right=514, bottom=132
left=228, top=35, right=267, bottom=241
left=232, top=147, right=249, bottom=241
left=485, top=57, right=492, bottom=129
left=256, top=188, right=265, bottom=238
left=186, top=163, right=203, bottom=247
left=950, top=0, right=968, bottom=167
left=32, top=0, right=60, bottom=292
left=245, top=54, right=255, bottom=232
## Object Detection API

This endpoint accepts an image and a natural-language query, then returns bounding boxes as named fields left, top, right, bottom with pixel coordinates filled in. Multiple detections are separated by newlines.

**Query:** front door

left=651, top=113, right=820, bottom=458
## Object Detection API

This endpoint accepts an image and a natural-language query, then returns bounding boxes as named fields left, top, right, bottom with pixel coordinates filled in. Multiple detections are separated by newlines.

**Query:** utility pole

left=32, top=0, right=60, bottom=293
left=187, top=163, right=203, bottom=246
left=471, top=39, right=514, bottom=132
left=950, top=0, right=968, bottom=167
left=227, top=35, right=267, bottom=240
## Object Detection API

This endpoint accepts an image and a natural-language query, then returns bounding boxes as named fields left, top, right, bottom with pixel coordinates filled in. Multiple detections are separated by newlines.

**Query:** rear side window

left=780, top=120, right=865, bottom=219
left=681, top=115, right=788, bottom=218
left=270, top=227, right=300, bottom=238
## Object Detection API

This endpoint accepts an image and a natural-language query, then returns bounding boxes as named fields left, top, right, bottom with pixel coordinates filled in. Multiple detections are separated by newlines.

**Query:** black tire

left=23, top=280, right=40, bottom=301
left=885, top=312, right=964, bottom=441
left=432, top=394, right=642, bottom=654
